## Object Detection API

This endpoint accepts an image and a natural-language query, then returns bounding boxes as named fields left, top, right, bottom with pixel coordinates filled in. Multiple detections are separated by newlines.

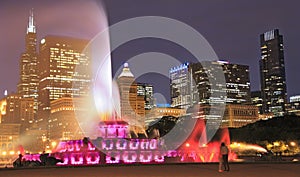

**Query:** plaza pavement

left=0, top=163, right=299, bottom=177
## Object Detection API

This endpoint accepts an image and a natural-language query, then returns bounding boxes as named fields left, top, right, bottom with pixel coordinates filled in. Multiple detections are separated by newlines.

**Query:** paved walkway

left=1, top=163, right=299, bottom=177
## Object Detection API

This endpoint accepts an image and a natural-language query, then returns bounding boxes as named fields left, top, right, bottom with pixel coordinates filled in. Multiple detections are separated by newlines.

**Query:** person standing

left=220, top=142, right=230, bottom=171
left=218, top=150, right=223, bottom=172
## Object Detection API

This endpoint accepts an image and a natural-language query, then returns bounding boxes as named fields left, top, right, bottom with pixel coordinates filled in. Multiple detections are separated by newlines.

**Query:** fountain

left=18, top=5, right=235, bottom=166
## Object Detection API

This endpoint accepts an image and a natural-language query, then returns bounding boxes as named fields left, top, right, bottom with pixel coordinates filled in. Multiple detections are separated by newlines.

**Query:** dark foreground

left=1, top=163, right=299, bottom=177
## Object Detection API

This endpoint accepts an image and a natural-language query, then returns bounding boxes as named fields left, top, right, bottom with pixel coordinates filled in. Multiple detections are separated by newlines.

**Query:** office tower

left=49, top=96, right=84, bottom=141
left=117, top=63, right=145, bottom=133
left=170, top=61, right=251, bottom=108
left=37, top=35, right=91, bottom=130
left=260, top=29, right=287, bottom=116
left=137, top=83, right=154, bottom=110
left=169, top=62, right=191, bottom=109
left=191, top=61, right=250, bottom=105
left=17, top=10, right=39, bottom=115
left=251, top=91, right=263, bottom=114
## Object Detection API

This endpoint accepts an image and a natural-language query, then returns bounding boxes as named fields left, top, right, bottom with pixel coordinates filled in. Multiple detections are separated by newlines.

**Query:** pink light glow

left=139, top=151, right=152, bottom=162
left=129, top=140, right=139, bottom=150
left=116, top=139, right=127, bottom=150
left=123, top=151, right=138, bottom=163
left=23, top=154, right=41, bottom=162
left=70, top=154, right=83, bottom=165
left=140, top=141, right=149, bottom=150
left=149, top=139, right=158, bottom=149
left=106, top=152, right=120, bottom=163
left=86, top=153, right=100, bottom=164
left=24, top=119, right=237, bottom=166
left=102, top=140, right=114, bottom=150
left=154, top=154, right=165, bottom=163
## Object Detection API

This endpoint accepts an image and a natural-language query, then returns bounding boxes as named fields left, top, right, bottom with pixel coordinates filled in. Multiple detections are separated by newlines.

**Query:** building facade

left=17, top=10, right=39, bottom=115
left=190, top=61, right=250, bottom=105
left=0, top=124, right=21, bottom=160
left=37, top=35, right=91, bottom=130
left=137, top=83, right=154, bottom=111
left=223, top=104, right=259, bottom=128
left=251, top=91, right=263, bottom=114
left=117, top=63, right=145, bottom=133
left=0, top=93, right=34, bottom=134
left=288, top=95, right=300, bottom=116
left=188, top=103, right=258, bottom=129
left=170, top=61, right=251, bottom=109
left=145, top=106, right=186, bottom=126
left=259, top=29, right=287, bottom=116
left=170, top=62, right=191, bottom=109
left=49, top=97, right=84, bottom=142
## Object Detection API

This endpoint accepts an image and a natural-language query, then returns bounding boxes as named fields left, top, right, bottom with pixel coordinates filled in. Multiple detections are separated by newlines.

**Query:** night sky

left=0, top=0, right=299, bottom=103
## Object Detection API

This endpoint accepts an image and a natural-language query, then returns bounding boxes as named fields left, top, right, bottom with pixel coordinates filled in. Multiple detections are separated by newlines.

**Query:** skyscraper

left=37, top=35, right=91, bottom=130
left=190, top=61, right=250, bottom=105
left=137, top=83, right=154, bottom=111
left=117, top=63, right=145, bottom=133
left=251, top=91, right=263, bottom=114
left=169, top=62, right=191, bottom=109
left=259, top=29, right=287, bottom=116
left=170, top=61, right=251, bottom=108
left=17, top=9, right=39, bottom=115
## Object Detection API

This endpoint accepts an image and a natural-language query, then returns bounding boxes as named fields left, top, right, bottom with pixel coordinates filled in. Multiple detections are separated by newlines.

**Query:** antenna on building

left=27, top=8, right=36, bottom=34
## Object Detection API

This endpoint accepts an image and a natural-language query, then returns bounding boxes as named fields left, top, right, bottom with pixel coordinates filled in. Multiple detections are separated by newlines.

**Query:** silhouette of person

left=220, top=142, right=230, bottom=171
left=17, top=154, right=23, bottom=167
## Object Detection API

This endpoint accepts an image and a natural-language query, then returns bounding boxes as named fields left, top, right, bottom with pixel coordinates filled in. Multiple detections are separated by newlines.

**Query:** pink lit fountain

left=22, top=7, right=236, bottom=165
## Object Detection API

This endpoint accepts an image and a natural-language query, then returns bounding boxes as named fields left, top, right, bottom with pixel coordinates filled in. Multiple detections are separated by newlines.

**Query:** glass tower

left=259, top=29, right=287, bottom=116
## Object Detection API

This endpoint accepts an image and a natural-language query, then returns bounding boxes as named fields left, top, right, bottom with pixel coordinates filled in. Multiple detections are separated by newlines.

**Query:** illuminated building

left=137, top=83, right=154, bottom=111
left=223, top=104, right=259, bottom=128
left=260, top=29, right=287, bottom=116
left=170, top=61, right=251, bottom=108
left=145, top=106, right=186, bottom=126
left=290, top=95, right=300, bottom=103
left=251, top=91, right=263, bottom=114
left=190, top=61, right=250, bottom=105
left=288, top=95, right=300, bottom=116
left=49, top=96, right=85, bottom=142
left=0, top=93, right=34, bottom=133
left=117, top=63, right=145, bottom=133
left=37, top=35, right=91, bottom=130
left=0, top=124, right=21, bottom=160
left=170, top=62, right=191, bottom=109
left=17, top=9, right=39, bottom=115
left=189, top=103, right=258, bottom=129
left=0, top=98, right=7, bottom=123
left=148, top=106, right=186, bottom=118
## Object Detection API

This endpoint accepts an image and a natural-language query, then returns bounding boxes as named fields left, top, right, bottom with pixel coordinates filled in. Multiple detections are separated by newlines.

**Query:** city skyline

left=0, top=0, right=300, bottom=102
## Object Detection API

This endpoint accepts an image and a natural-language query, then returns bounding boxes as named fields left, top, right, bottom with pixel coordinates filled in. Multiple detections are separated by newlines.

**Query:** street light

left=273, top=142, right=280, bottom=146
left=51, top=141, right=57, bottom=148
left=290, top=142, right=296, bottom=146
